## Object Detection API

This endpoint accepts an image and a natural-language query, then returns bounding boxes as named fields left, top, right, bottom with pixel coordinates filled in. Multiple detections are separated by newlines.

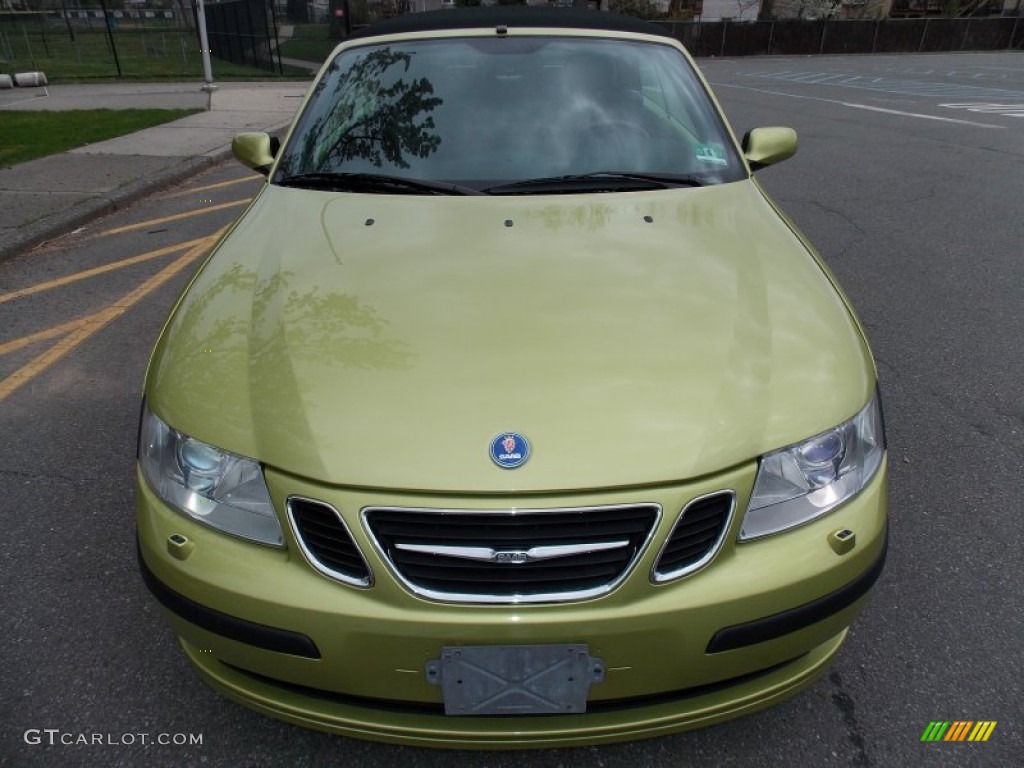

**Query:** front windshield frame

left=273, top=33, right=747, bottom=193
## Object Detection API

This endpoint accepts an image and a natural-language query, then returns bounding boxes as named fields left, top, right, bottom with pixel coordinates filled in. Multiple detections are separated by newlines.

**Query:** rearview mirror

left=232, top=132, right=276, bottom=175
left=742, top=127, right=798, bottom=172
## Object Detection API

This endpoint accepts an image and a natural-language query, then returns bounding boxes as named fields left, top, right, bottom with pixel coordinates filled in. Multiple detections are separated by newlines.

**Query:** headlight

left=740, top=392, right=885, bottom=540
left=138, top=405, right=283, bottom=546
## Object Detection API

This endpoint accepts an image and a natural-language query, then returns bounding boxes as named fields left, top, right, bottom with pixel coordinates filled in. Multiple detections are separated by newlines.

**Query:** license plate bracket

left=425, top=644, right=605, bottom=716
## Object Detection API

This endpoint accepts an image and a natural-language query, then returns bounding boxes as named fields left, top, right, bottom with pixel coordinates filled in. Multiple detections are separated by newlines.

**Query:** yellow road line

left=98, top=199, right=250, bottom=237
left=0, top=235, right=213, bottom=305
left=160, top=174, right=262, bottom=199
left=0, top=232, right=220, bottom=404
left=0, top=317, right=90, bottom=357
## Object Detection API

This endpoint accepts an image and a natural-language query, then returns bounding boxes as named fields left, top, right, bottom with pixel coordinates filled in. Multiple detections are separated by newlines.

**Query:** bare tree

left=608, top=0, right=662, bottom=20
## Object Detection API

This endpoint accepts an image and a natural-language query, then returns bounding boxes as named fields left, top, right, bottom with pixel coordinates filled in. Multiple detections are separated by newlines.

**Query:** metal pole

left=960, top=18, right=970, bottom=51
left=38, top=13, right=49, bottom=58
left=59, top=0, right=75, bottom=42
left=820, top=18, right=827, bottom=54
left=97, top=0, right=122, bottom=77
left=196, top=0, right=216, bottom=92
left=22, top=26, right=35, bottom=69
left=872, top=18, right=880, bottom=54
left=268, top=0, right=284, bottom=75
left=720, top=19, right=727, bottom=57
left=918, top=18, right=929, bottom=52
left=243, top=0, right=255, bottom=67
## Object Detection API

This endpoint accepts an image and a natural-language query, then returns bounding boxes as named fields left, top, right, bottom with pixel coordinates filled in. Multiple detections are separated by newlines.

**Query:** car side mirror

left=742, top=127, right=798, bottom=172
left=232, top=132, right=277, bottom=176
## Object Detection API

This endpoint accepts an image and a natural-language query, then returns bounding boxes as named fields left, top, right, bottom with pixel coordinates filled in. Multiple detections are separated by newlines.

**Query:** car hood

left=148, top=181, right=874, bottom=492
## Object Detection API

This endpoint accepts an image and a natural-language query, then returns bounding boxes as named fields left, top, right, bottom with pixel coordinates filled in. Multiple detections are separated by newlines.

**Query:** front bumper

left=136, top=459, right=888, bottom=748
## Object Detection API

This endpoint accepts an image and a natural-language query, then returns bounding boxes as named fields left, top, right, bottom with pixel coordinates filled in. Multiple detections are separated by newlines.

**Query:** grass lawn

left=0, top=108, right=202, bottom=167
left=0, top=26, right=312, bottom=80
left=278, top=24, right=338, bottom=64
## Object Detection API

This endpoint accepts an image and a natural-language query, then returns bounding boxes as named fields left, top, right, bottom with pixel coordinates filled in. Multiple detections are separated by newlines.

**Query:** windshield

left=274, top=35, right=746, bottom=192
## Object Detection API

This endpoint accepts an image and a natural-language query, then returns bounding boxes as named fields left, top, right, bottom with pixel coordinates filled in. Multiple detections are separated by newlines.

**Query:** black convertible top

left=349, top=7, right=675, bottom=40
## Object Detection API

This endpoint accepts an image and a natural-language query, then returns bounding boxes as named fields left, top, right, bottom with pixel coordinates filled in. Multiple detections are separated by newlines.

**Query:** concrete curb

left=0, top=117, right=293, bottom=265
left=0, top=155, right=217, bottom=265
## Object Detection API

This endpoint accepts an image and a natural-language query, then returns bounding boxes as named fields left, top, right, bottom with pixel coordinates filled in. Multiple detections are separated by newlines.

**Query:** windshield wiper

left=482, top=172, right=706, bottom=195
left=275, top=172, right=485, bottom=196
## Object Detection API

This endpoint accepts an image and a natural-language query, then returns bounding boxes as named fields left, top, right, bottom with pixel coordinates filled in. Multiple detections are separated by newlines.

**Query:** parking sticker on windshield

left=695, top=143, right=728, bottom=166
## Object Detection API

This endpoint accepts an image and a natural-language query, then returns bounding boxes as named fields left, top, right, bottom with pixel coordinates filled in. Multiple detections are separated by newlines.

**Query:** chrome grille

left=363, top=504, right=660, bottom=604
left=287, top=497, right=372, bottom=587
left=652, top=491, right=734, bottom=582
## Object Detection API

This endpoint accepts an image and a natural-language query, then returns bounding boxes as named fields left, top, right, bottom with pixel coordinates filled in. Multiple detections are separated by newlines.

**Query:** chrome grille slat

left=395, top=551, right=627, bottom=569
left=287, top=497, right=373, bottom=588
left=399, top=562, right=623, bottom=579
left=664, top=534, right=716, bottom=553
left=662, top=526, right=719, bottom=553
left=652, top=491, right=734, bottom=583
left=363, top=504, right=661, bottom=604
left=369, top=519, right=652, bottom=540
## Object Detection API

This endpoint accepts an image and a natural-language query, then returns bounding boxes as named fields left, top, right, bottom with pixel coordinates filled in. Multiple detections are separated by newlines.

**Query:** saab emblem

left=494, top=551, right=530, bottom=564
left=490, top=432, right=530, bottom=469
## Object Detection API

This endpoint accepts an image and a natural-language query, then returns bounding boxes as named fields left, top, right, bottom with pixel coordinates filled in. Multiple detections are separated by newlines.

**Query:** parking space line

left=0, top=93, right=52, bottom=109
left=160, top=175, right=262, bottom=199
left=740, top=69, right=1024, bottom=100
left=0, top=230, right=223, bottom=404
left=940, top=102, right=1024, bottom=117
left=712, top=83, right=1005, bottom=129
left=97, top=199, right=250, bottom=237
left=840, top=101, right=1004, bottom=126
left=0, top=235, right=215, bottom=305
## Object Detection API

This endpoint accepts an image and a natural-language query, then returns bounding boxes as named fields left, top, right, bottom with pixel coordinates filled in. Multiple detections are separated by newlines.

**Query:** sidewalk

left=0, top=80, right=312, bottom=263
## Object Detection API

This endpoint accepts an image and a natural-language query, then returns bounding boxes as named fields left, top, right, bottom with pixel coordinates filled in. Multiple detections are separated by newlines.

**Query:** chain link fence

left=1, top=6, right=1021, bottom=81
left=1, top=8, right=194, bottom=79
left=0, top=3, right=287, bottom=80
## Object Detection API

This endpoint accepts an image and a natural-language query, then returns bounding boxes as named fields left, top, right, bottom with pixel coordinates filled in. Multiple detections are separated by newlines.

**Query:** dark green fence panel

left=722, top=21, right=773, bottom=57
left=204, top=0, right=282, bottom=73
left=874, top=18, right=927, bottom=52
left=769, top=20, right=827, bottom=55
left=821, top=20, right=878, bottom=54
left=920, top=18, right=961, bottom=51
left=657, top=16, right=1023, bottom=57
left=677, top=21, right=721, bottom=57
left=962, top=18, right=1014, bottom=50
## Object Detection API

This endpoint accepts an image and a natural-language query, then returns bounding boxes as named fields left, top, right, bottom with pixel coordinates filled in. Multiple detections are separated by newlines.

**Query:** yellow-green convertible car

left=136, top=7, right=887, bottom=748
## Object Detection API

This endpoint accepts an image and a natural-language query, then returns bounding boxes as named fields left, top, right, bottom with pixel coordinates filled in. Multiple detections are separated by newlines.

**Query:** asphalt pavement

left=1, top=50, right=1021, bottom=767
left=0, top=80, right=311, bottom=263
